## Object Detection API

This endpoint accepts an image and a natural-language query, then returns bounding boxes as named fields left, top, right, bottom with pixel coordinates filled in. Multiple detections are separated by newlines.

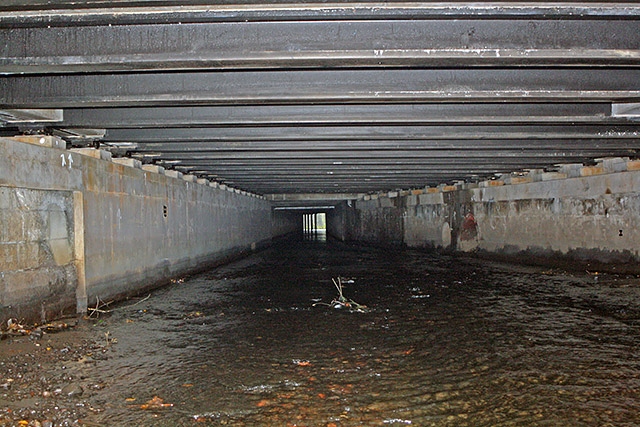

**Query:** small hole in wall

left=163, top=205, right=168, bottom=218
left=619, top=229, right=623, bottom=237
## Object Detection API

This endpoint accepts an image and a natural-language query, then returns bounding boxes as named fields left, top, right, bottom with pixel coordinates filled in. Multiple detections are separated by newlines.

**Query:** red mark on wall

left=460, top=212, right=478, bottom=241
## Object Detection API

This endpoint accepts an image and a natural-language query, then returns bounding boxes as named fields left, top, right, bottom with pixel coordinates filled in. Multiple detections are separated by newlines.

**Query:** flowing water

left=84, top=238, right=640, bottom=426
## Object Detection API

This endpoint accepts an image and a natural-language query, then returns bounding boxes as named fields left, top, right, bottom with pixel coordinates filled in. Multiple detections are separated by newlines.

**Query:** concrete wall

left=0, top=137, right=274, bottom=323
left=0, top=187, right=79, bottom=322
left=272, top=209, right=301, bottom=239
left=343, top=160, right=640, bottom=271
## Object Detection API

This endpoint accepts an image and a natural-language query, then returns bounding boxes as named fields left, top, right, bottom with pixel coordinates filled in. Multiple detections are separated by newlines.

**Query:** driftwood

left=313, top=277, right=369, bottom=313
left=87, top=294, right=151, bottom=318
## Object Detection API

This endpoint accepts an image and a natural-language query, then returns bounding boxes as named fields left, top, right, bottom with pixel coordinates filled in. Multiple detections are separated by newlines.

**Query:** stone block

left=70, top=147, right=112, bottom=161
left=407, top=195, right=418, bottom=206
left=112, top=157, right=142, bottom=169
left=141, top=164, right=165, bottom=174
left=441, top=185, right=457, bottom=192
left=426, top=187, right=440, bottom=193
left=197, top=178, right=209, bottom=185
left=410, top=189, right=424, bottom=195
left=388, top=191, right=399, bottom=198
left=579, top=166, right=605, bottom=177
left=183, top=174, right=197, bottom=182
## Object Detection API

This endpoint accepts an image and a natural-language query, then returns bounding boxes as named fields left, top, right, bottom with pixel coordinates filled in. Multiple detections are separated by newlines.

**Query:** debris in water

left=1, top=318, right=76, bottom=340
left=313, top=278, right=369, bottom=313
left=135, top=396, right=174, bottom=410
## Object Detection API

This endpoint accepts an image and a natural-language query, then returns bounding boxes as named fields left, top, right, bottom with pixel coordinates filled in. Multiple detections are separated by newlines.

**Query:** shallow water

left=85, top=238, right=640, bottom=426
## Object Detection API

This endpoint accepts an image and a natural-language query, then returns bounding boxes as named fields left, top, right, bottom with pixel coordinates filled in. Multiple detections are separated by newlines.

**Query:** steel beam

left=1, top=3, right=639, bottom=26
left=103, top=125, right=640, bottom=143
left=1, top=19, right=638, bottom=74
left=60, top=103, right=616, bottom=128
left=3, top=69, right=640, bottom=108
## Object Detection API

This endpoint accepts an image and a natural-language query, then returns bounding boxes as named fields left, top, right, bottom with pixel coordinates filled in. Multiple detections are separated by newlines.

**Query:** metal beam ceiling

left=1, top=1, right=640, bottom=201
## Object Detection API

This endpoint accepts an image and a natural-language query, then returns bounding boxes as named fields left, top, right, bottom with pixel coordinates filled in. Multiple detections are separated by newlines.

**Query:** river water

left=84, top=238, right=640, bottom=426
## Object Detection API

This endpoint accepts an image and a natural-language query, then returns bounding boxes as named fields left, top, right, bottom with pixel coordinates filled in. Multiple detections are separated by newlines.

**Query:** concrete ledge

left=164, top=170, right=183, bottom=179
left=112, top=157, right=142, bottom=169
left=197, top=178, right=209, bottom=185
left=183, top=174, right=197, bottom=182
left=540, top=172, right=567, bottom=181
left=141, top=164, right=165, bottom=175
left=70, top=147, right=112, bottom=161
left=579, top=166, right=605, bottom=177
left=597, top=157, right=629, bottom=173
left=507, top=176, right=533, bottom=185
left=480, top=180, right=504, bottom=188
left=627, top=160, right=640, bottom=171
left=557, top=163, right=584, bottom=178
left=12, top=135, right=66, bottom=150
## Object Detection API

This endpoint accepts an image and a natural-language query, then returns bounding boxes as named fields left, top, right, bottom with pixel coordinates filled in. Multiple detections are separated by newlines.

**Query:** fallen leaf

left=256, top=399, right=271, bottom=407
left=138, top=396, right=173, bottom=410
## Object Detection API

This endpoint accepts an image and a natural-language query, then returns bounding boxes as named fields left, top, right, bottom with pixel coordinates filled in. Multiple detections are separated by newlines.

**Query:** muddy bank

left=0, top=319, right=115, bottom=427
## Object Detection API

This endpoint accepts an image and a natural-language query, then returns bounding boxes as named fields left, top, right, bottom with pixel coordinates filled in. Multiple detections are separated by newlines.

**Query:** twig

left=87, top=294, right=151, bottom=317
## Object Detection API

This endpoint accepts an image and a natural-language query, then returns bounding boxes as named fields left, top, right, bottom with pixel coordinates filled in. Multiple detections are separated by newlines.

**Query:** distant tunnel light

left=302, top=212, right=327, bottom=235
left=274, top=206, right=335, bottom=210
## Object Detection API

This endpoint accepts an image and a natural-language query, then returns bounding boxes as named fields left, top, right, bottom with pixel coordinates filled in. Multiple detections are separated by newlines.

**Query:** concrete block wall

left=0, top=137, right=274, bottom=323
left=342, top=159, right=640, bottom=270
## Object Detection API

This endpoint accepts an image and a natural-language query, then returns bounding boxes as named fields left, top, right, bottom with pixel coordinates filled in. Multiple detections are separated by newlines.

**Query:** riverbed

left=2, top=238, right=640, bottom=426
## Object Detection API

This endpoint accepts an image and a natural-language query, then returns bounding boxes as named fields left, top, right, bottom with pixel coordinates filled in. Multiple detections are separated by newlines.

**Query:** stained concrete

left=0, top=137, right=281, bottom=323
left=341, top=163, right=640, bottom=271
left=0, top=186, right=77, bottom=322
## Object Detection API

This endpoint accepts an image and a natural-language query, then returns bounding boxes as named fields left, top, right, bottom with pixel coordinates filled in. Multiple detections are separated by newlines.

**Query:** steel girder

left=1, top=2, right=640, bottom=197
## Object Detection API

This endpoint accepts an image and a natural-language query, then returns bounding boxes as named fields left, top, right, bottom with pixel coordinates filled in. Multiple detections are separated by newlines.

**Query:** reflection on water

left=86, top=239, right=640, bottom=426
left=303, top=229, right=327, bottom=243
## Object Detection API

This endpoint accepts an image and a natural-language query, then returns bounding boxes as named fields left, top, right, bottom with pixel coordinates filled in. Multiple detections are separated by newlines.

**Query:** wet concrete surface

left=2, top=238, right=640, bottom=426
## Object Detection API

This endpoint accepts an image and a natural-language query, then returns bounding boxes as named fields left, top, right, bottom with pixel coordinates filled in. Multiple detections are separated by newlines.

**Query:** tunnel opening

left=302, top=212, right=327, bottom=242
